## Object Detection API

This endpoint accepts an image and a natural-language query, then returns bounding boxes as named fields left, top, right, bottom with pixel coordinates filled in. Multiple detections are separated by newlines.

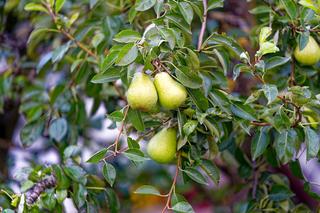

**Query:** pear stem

left=161, top=152, right=181, bottom=213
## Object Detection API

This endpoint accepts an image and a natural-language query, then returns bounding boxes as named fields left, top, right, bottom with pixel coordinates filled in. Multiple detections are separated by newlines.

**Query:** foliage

left=1, top=0, right=320, bottom=212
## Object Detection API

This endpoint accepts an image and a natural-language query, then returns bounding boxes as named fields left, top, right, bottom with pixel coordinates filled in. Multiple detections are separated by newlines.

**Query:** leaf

left=91, top=32, right=104, bottom=48
left=127, top=137, right=140, bottom=149
left=262, top=84, right=278, bottom=104
left=183, top=120, right=198, bottom=136
left=265, top=56, right=291, bottom=71
left=135, top=0, right=156, bottom=11
left=24, top=3, right=47, bottom=12
left=298, top=32, right=310, bottom=51
left=305, top=126, right=320, bottom=160
left=188, top=89, right=209, bottom=112
left=64, top=165, right=86, bottom=184
left=269, top=185, right=294, bottom=201
left=231, top=103, right=256, bottom=121
left=116, top=43, right=138, bottom=66
left=123, top=149, right=149, bottom=162
left=178, top=2, right=193, bottom=25
left=289, top=160, right=304, bottom=179
left=108, top=110, right=124, bottom=122
left=91, top=68, right=121, bottom=83
left=201, top=159, right=220, bottom=184
left=20, top=120, right=44, bottom=146
left=134, top=185, right=161, bottom=196
left=52, top=41, right=71, bottom=63
left=207, top=0, right=224, bottom=11
left=113, top=29, right=141, bottom=43
left=274, top=130, right=297, bottom=164
left=28, top=28, right=59, bottom=44
left=251, top=127, right=270, bottom=160
left=171, top=201, right=195, bottom=213
left=175, top=66, right=202, bottom=89
left=127, top=108, right=145, bottom=131
left=213, top=49, right=229, bottom=75
left=103, top=162, right=116, bottom=187
left=56, top=190, right=67, bottom=203
left=183, top=167, right=208, bottom=185
left=280, top=0, right=297, bottom=20
left=49, top=118, right=68, bottom=142
left=86, top=148, right=108, bottom=163
left=166, top=14, right=192, bottom=34
left=55, top=0, right=66, bottom=13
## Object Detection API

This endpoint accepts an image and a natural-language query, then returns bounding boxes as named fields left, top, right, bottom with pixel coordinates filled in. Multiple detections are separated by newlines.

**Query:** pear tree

left=1, top=0, right=320, bottom=212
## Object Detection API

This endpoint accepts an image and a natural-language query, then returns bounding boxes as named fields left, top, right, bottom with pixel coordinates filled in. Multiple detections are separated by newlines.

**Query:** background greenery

left=1, top=0, right=320, bottom=212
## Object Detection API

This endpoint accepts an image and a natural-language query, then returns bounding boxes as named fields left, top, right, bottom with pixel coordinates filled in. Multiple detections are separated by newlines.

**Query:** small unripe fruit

left=154, top=72, right=187, bottom=110
left=127, top=73, right=158, bottom=112
left=147, top=128, right=177, bottom=164
left=294, top=36, right=320, bottom=65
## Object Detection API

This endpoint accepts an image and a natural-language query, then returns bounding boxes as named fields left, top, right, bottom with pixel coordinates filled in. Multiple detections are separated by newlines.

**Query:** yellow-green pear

left=127, top=72, right=158, bottom=112
left=154, top=72, right=187, bottom=110
left=294, top=36, right=320, bottom=65
left=147, top=128, right=177, bottom=164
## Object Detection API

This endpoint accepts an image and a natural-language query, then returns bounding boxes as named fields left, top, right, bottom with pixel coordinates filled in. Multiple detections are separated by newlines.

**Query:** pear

left=127, top=72, right=158, bottom=112
left=294, top=36, right=320, bottom=65
left=147, top=128, right=177, bottom=164
left=154, top=72, right=187, bottom=110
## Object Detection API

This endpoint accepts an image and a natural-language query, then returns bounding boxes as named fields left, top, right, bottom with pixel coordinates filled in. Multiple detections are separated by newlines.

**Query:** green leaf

left=251, top=127, right=270, bottom=160
left=52, top=41, right=71, bottom=63
left=305, top=126, right=320, bottom=160
left=24, top=3, right=47, bottom=12
left=213, top=49, right=229, bottom=75
left=127, top=108, right=145, bottom=131
left=166, top=14, right=192, bottom=34
left=135, top=0, right=156, bottom=11
left=280, top=0, right=297, bottom=20
left=231, top=103, right=256, bottom=121
left=103, top=162, right=116, bottom=187
left=262, top=84, right=278, bottom=104
left=55, top=0, right=66, bottom=13
left=175, top=66, right=202, bottom=89
left=108, top=110, right=124, bottom=122
left=127, top=137, right=140, bottom=149
left=56, top=190, right=67, bottom=203
left=298, top=32, right=310, bottom=51
left=86, top=148, right=108, bottom=163
left=28, top=28, right=59, bottom=44
left=116, top=43, right=138, bottom=66
left=188, top=89, right=209, bottom=112
left=178, top=2, right=193, bottom=25
left=183, top=120, right=198, bottom=136
left=171, top=201, right=195, bottom=213
left=134, top=185, right=161, bottom=196
left=183, top=167, right=208, bottom=185
left=289, top=160, right=304, bottom=179
left=91, top=68, right=121, bottom=83
left=265, top=56, right=291, bottom=70
left=201, top=159, right=220, bottom=184
left=64, top=165, right=86, bottom=184
left=269, top=185, right=294, bottom=201
left=91, top=32, right=104, bottom=48
left=274, top=130, right=297, bottom=164
left=207, top=0, right=224, bottom=11
left=123, top=149, right=149, bottom=162
left=113, top=30, right=141, bottom=43
left=49, top=118, right=68, bottom=142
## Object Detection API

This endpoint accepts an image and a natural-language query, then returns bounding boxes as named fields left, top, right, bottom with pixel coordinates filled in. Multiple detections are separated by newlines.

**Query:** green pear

left=127, top=72, right=158, bottom=112
left=154, top=72, right=187, bottom=110
left=147, top=128, right=177, bottom=164
left=294, top=36, right=320, bottom=65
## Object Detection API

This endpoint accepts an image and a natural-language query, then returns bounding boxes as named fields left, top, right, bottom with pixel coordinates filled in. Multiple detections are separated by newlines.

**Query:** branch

left=25, top=175, right=56, bottom=205
left=197, top=0, right=208, bottom=51
left=161, top=153, right=181, bottom=213
left=114, top=105, right=129, bottom=153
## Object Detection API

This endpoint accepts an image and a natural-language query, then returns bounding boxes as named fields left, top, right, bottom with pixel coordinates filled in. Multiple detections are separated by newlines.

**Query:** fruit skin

left=294, top=36, right=320, bottom=65
left=154, top=72, right=187, bottom=110
left=127, top=72, right=158, bottom=112
left=147, top=128, right=177, bottom=164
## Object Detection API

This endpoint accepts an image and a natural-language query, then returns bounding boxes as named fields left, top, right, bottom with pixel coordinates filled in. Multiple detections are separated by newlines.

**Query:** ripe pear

left=127, top=72, right=158, bottom=112
left=154, top=72, right=187, bottom=110
left=294, top=36, right=320, bottom=65
left=147, top=128, right=177, bottom=164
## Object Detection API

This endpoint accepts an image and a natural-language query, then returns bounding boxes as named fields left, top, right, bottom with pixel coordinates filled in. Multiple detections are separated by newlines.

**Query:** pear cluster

left=127, top=72, right=187, bottom=164
left=294, top=36, right=320, bottom=65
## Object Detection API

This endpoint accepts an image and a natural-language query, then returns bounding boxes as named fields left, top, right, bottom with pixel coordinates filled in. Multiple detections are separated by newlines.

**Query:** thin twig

left=161, top=153, right=181, bottom=213
left=114, top=105, right=129, bottom=153
left=289, top=58, right=295, bottom=86
left=197, top=0, right=208, bottom=51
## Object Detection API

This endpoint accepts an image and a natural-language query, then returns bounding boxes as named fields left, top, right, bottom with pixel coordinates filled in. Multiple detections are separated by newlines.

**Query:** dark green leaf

left=49, top=118, right=68, bottom=142
left=265, top=56, right=291, bottom=71
left=91, top=68, right=121, bottom=83
left=123, top=149, right=149, bottom=162
left=262, top=84, right=278, bottom=104
left=305, top=126, right=320, bottom=160
left=103, top=162, right=116, bottom=187
left=135, top=0, right=156, bottom=11
left=116, top=43, right=138, bottom=66
left=86, top=148, right=108, bottom=163
left=183, top=167, right=208, bottom=185
left=280, top=0, right=297, bottom=20
left=178, top=2, right=193, bottom=25
left=251, top=127, right=270, bottom=160
left=113, top=30, right=141, bottom=43
left=269, top=185, right=294, bottom=201
left=201, top=159, right=220, bottom=184
left=134, top=185, right=161, bottom=196
left=231, top=103, right=256, bottom=121
left=171, top=201, right=195, bottom=213
left=127, top=108, right=145, bottom=131
left=108, top=110, right=124, bottom=122
left=274, top=129, right=297, bottom=164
